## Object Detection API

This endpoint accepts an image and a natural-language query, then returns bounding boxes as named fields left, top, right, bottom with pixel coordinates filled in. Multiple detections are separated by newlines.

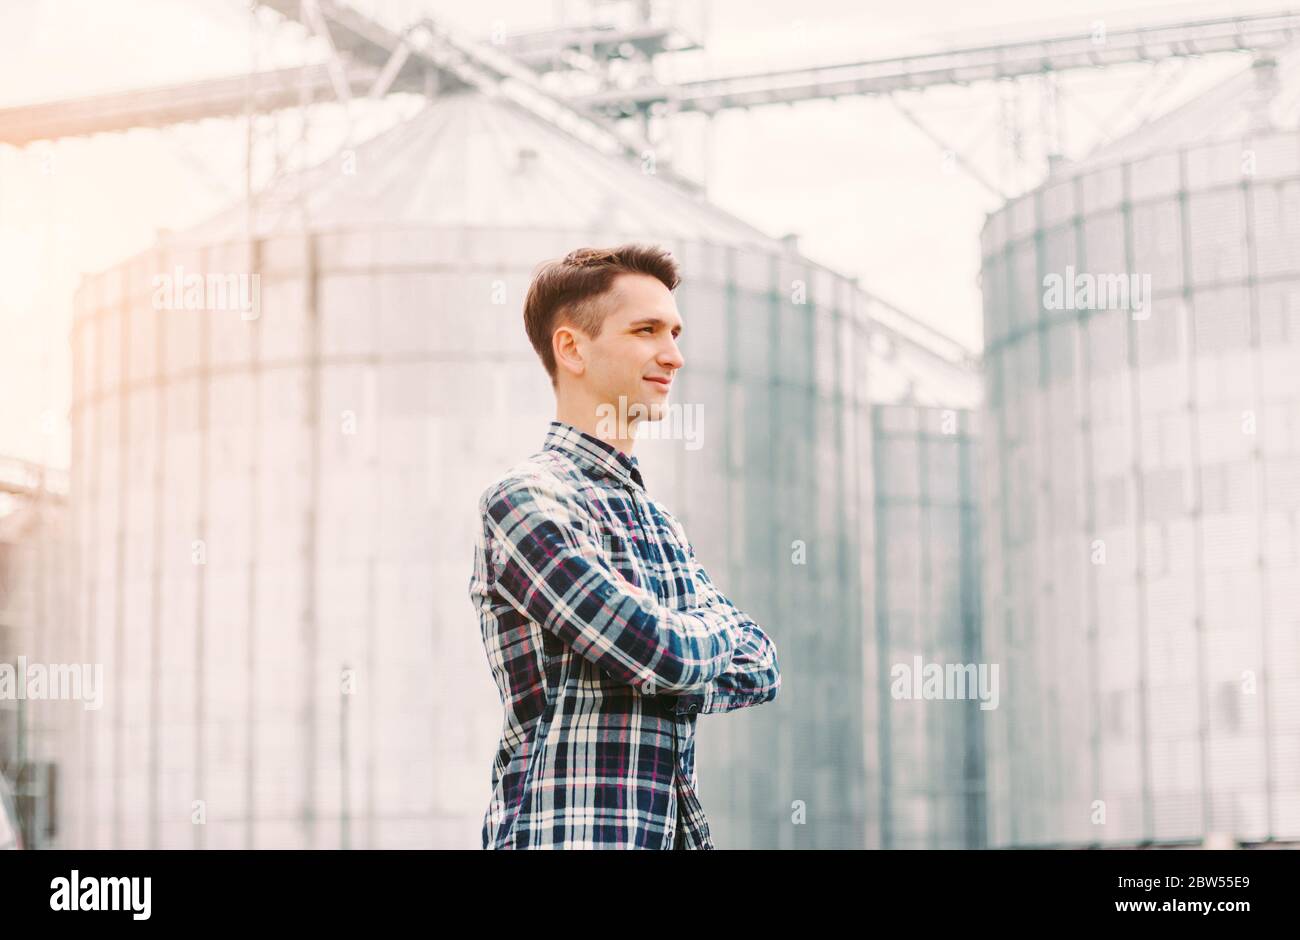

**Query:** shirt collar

left=543, top=420, right=645, bottom=491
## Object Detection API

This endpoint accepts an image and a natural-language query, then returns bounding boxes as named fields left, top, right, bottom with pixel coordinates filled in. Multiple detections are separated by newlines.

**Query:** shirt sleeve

left=662, top=537, right=782, bottom=717
left=480, top=474, right=742, bottom=695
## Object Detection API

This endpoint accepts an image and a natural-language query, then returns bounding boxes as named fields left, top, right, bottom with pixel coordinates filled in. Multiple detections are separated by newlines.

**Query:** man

left=469, top=243, right=781, bottom=850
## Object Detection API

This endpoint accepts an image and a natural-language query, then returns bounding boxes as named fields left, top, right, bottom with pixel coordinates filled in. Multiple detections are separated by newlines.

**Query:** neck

left=555, top=390, right=637, bottom=457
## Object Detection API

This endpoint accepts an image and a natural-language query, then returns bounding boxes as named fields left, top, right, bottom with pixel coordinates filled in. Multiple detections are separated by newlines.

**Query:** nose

left=659, top=335, right=685, bottom=372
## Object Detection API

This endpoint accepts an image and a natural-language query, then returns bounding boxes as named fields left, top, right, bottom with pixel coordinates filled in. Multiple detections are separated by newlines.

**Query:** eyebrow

left=629, top=318, right=683, bottom=332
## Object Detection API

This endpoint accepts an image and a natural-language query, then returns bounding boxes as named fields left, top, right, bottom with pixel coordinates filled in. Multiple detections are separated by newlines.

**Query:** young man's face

left=575, top=272, right=685, bottom=423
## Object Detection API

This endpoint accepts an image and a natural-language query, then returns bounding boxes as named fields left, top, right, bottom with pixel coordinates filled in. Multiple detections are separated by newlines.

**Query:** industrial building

left=3, top=1, right=1295, bottom=851
left=872, top=403, right=984, bottom=848
left=980, top=48, right=1300, bottom=846
left=0, top=459, right=68, bottom=849
left=63, top=82, right=981, bottom=848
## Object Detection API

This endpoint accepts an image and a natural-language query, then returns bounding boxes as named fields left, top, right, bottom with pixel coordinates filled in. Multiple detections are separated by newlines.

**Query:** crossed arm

left=658, top=531, right=781, bottom=716
left=480, top=474, right=780, bottom=715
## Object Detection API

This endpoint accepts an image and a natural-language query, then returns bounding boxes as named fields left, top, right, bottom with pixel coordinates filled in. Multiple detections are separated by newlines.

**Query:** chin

left=626, top=399, right=654, bottom=421
left=643, top=400, right=672, bottom=422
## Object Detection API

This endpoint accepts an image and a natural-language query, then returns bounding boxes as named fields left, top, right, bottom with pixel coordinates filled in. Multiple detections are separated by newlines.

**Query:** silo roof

left=1058, top=43, right=1300, bottom=171
left=153, top=89, right=981, bottom=409
left=185, top=90, right=783, bottom=249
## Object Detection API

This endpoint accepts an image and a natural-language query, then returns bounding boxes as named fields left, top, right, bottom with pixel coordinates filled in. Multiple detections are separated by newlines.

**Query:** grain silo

left=0, top=461, right=69, bottom=849
left=871, top=402, right=984, bottom=848
left=64, top=88, right=882, bottom=849
left=979, top=52, right=1300, bottom=846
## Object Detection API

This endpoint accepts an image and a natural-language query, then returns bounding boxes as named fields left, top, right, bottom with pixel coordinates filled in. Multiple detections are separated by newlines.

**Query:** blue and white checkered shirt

left=470, top=420, right=781, bottom=849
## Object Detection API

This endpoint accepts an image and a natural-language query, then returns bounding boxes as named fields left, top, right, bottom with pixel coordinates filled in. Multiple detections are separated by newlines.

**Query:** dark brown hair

left=523, top=243, right=681, bottom=386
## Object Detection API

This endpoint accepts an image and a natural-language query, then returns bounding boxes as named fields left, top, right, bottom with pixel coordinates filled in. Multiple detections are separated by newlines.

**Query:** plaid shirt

left=470, top=420, right=781, bottom=849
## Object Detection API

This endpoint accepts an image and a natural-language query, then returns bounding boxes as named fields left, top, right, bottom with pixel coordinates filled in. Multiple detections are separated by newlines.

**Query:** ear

left=552, top=325, right=586, bottom=379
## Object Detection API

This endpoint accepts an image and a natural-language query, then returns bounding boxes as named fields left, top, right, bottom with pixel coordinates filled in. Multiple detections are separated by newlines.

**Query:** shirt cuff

left=671, top=685, right=710, bottom=716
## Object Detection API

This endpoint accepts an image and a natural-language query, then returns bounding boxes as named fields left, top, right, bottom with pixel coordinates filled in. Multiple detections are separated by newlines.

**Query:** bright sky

left=0, top=0, right=1285, bottom=468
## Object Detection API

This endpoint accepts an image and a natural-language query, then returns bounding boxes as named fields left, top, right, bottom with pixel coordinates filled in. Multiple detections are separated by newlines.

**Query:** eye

left=639, top=326, right=654, bottom=334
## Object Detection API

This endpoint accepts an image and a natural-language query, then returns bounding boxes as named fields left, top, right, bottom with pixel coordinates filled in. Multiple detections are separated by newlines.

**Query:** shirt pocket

left=655, top=522, right=702, bottom=610
left=670, top=552, right=703, bottom=608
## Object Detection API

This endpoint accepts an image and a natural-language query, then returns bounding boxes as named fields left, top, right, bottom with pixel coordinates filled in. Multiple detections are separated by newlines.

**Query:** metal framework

left=3, top=2, right=1291, bottom=370
left=4, top=8, right=1295, bottom=143
left=0, top=64, right=380, bottom=148
left=0, top=458, right=68, bottom=501
left=579, top=11, right=1300, bottom=116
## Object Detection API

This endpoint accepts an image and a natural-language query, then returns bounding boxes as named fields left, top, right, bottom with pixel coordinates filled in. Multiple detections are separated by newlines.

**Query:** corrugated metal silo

left=870, top=403, right=984, bottom=848
left=0, top=469, right=70, bottom=848
left=979, top=56, right=1300, bottom=846
left=65, top=90, right=879, bottom=848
